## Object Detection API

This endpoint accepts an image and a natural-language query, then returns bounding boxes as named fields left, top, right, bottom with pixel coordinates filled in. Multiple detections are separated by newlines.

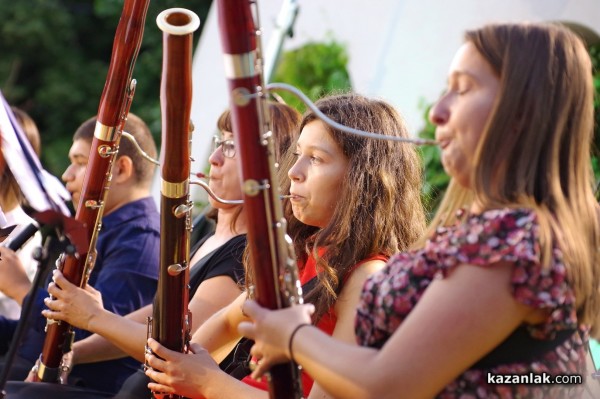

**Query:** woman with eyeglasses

left=143, top=93, right=427, bottom=399
left=40, top=101, right=301, bottom=398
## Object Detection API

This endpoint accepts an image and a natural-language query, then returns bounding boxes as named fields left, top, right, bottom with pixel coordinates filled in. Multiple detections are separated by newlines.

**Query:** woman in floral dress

left=238, top=22, right=600, bottom=398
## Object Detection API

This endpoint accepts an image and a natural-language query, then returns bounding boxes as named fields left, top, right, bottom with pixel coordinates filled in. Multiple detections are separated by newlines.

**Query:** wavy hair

left=284, top=93, right=427, bottom=321
left=215, top=101, right=301, bottom=234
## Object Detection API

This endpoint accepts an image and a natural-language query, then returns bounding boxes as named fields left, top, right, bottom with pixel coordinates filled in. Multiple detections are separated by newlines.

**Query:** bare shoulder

left=336, top=259, right=386, bottom=311
left=345, top=259, right=386, bottom=287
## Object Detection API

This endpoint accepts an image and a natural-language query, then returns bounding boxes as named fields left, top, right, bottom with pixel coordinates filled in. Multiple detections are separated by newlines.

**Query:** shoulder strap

left=472, top=325, right=576, bottom=369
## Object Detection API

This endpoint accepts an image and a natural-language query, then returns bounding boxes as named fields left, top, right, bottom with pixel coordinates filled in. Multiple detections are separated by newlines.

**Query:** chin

left=295, top=215, right=322, bottom=228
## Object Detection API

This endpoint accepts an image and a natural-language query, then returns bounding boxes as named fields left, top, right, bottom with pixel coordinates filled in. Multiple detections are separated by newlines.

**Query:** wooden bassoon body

left=35, top=0, right=150, bottom=383
left=216, top=1, right=303, bottom=398
left=148, top=8, right=199, bottom=399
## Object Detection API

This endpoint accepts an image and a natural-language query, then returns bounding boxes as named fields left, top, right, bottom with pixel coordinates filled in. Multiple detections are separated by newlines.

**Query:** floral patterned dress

left=355, top=208, right=588, bottom=398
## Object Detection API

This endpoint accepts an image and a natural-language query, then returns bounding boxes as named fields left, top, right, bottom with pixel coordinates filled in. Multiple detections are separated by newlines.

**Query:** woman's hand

left=0, top=247, right=31, bottom=304
left=24, top=359, right=40, bottom=382
left=237, top=300, right=314, bottom=379
left=41, top=270, right=104, bottom=331
left=145, top=338, right=219, bottom=398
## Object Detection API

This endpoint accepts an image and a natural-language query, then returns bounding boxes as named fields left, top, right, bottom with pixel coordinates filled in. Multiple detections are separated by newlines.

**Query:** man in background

left=0, top=113, right=160, bottom=395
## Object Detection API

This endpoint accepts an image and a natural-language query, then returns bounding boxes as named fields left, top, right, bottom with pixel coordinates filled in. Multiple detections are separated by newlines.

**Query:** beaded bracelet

left=288, top=323, right=311, bottom=363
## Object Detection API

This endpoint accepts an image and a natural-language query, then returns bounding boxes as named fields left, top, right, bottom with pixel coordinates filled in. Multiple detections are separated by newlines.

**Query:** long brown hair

left=0, top=107, right=42, bottom=210
left=215, top=102, right=301, bottom=234
left=287, top=93, right=426, bottom=321
left=11, top=106, right=40, bottom=157
left=431, top=23, right=600, bottom=335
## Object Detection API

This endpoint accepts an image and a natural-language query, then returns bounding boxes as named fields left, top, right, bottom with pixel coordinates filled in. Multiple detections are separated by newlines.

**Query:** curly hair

left=284, top=93, right=427, bottom=321
left=213, top=102, right=301, bottom=234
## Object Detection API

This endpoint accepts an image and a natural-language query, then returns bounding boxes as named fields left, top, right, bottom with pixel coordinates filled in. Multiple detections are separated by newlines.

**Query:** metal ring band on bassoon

left=223, top=51, right=257, bottom=79
left=94, top=122, right=118, bottom=142
left=161, top=179, right=189, bottom=199
left=36, top=360, right=60, bottom=383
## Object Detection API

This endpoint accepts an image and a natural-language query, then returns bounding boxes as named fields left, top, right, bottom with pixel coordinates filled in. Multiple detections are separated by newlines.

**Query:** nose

left=62, top=164, right=75, bottom=183
left=429, top=95, right=450, bottom=126
left=208, top=145, right=224, bottom=167
left=288, top=158, right=305, bottom=182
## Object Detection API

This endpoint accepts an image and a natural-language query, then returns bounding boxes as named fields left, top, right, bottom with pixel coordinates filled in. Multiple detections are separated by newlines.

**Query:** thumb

left=241, top=299, right=266, bottom=321
left=84, top=283, right=100, bottom=296
left=188, top=342, right=204, bottom=354
left=52, top=270, right=75, bottom=290
left=237, top=321, right=255, bottom=339
left=147, top=338, right=173, bottom=360
left=301, top=303, right=316, bottom=318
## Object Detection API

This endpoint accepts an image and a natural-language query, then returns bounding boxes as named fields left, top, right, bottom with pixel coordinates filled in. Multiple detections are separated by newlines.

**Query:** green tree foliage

left=416, top=101, right=448, bottom=220
left=272, top=38, right=352, bottom=112
left=0, top=0, right=211, bottom=176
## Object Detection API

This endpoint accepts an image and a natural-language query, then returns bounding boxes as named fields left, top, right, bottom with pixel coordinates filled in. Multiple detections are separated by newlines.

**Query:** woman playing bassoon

left=144, top=93, right=427, bottom=399
left=42, top=101, right=301, bottom=399
left=240, top=22, right=600, bottom=399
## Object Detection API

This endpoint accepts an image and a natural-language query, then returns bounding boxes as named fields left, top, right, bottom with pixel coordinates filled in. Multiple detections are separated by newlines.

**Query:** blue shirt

left=13, top=196, right=160, bottom=394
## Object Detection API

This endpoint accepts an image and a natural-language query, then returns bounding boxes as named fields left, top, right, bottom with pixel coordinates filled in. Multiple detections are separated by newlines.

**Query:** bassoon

left=216, top=1, right=303, bottom=398
left=147, top=8, right=199, bottom=399
left=34, top=0, right=150, bottom=383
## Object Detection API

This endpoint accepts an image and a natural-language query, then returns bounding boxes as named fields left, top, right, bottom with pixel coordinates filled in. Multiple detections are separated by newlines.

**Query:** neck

left=103, top=186, right=149, bottom=216
left=469, top=197, right=486, bottom=214
left=190, top=207, right=247, bottom=264
left=214, top=206, right=247, bottom=238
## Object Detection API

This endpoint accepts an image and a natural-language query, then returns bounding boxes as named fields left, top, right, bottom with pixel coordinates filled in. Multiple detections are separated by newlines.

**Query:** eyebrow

left=296, top=142, right=335, bottom=157
left=69, top=153, right=89, bottom=161
left=447, top=70, right=479, bottom=83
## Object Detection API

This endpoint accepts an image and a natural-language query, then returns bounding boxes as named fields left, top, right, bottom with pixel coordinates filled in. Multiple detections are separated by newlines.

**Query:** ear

left=112, top=156, right=134, bottom=184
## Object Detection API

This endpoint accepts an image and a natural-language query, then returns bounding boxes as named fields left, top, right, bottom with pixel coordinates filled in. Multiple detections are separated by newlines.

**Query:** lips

left=66, top=187, right=77, bottom=198
left=288, top=192, right=304, bottom=201
left=438, top=139, right=451, bottom=150
left=69, top=191, right=80, bottom=207
left=435, top=130, right=451, bottom=149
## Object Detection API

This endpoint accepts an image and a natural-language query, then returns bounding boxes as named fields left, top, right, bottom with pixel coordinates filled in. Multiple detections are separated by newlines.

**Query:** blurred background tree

left=416, top=101, right=448, bottom=220
left=0, top=0, right=212, bottom=176
left=271, top=38, right=352, bottom=112
left=5, top=2, right=595, bottom=215
left=590, top=42, right=600, bottom=193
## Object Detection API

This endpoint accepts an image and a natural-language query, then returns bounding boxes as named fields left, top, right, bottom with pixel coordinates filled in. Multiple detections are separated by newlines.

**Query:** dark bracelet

left=288, top=323, right=311, bottom=363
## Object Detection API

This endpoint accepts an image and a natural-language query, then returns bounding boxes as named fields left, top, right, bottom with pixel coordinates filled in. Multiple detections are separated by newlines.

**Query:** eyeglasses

left=212, top=136, right=236, bottom=158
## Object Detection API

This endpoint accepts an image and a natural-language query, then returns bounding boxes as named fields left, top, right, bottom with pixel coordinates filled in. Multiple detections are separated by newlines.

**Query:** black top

left=189, top=233, right=247, bottom=296
left=114, top=233, right=248, bottom=399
